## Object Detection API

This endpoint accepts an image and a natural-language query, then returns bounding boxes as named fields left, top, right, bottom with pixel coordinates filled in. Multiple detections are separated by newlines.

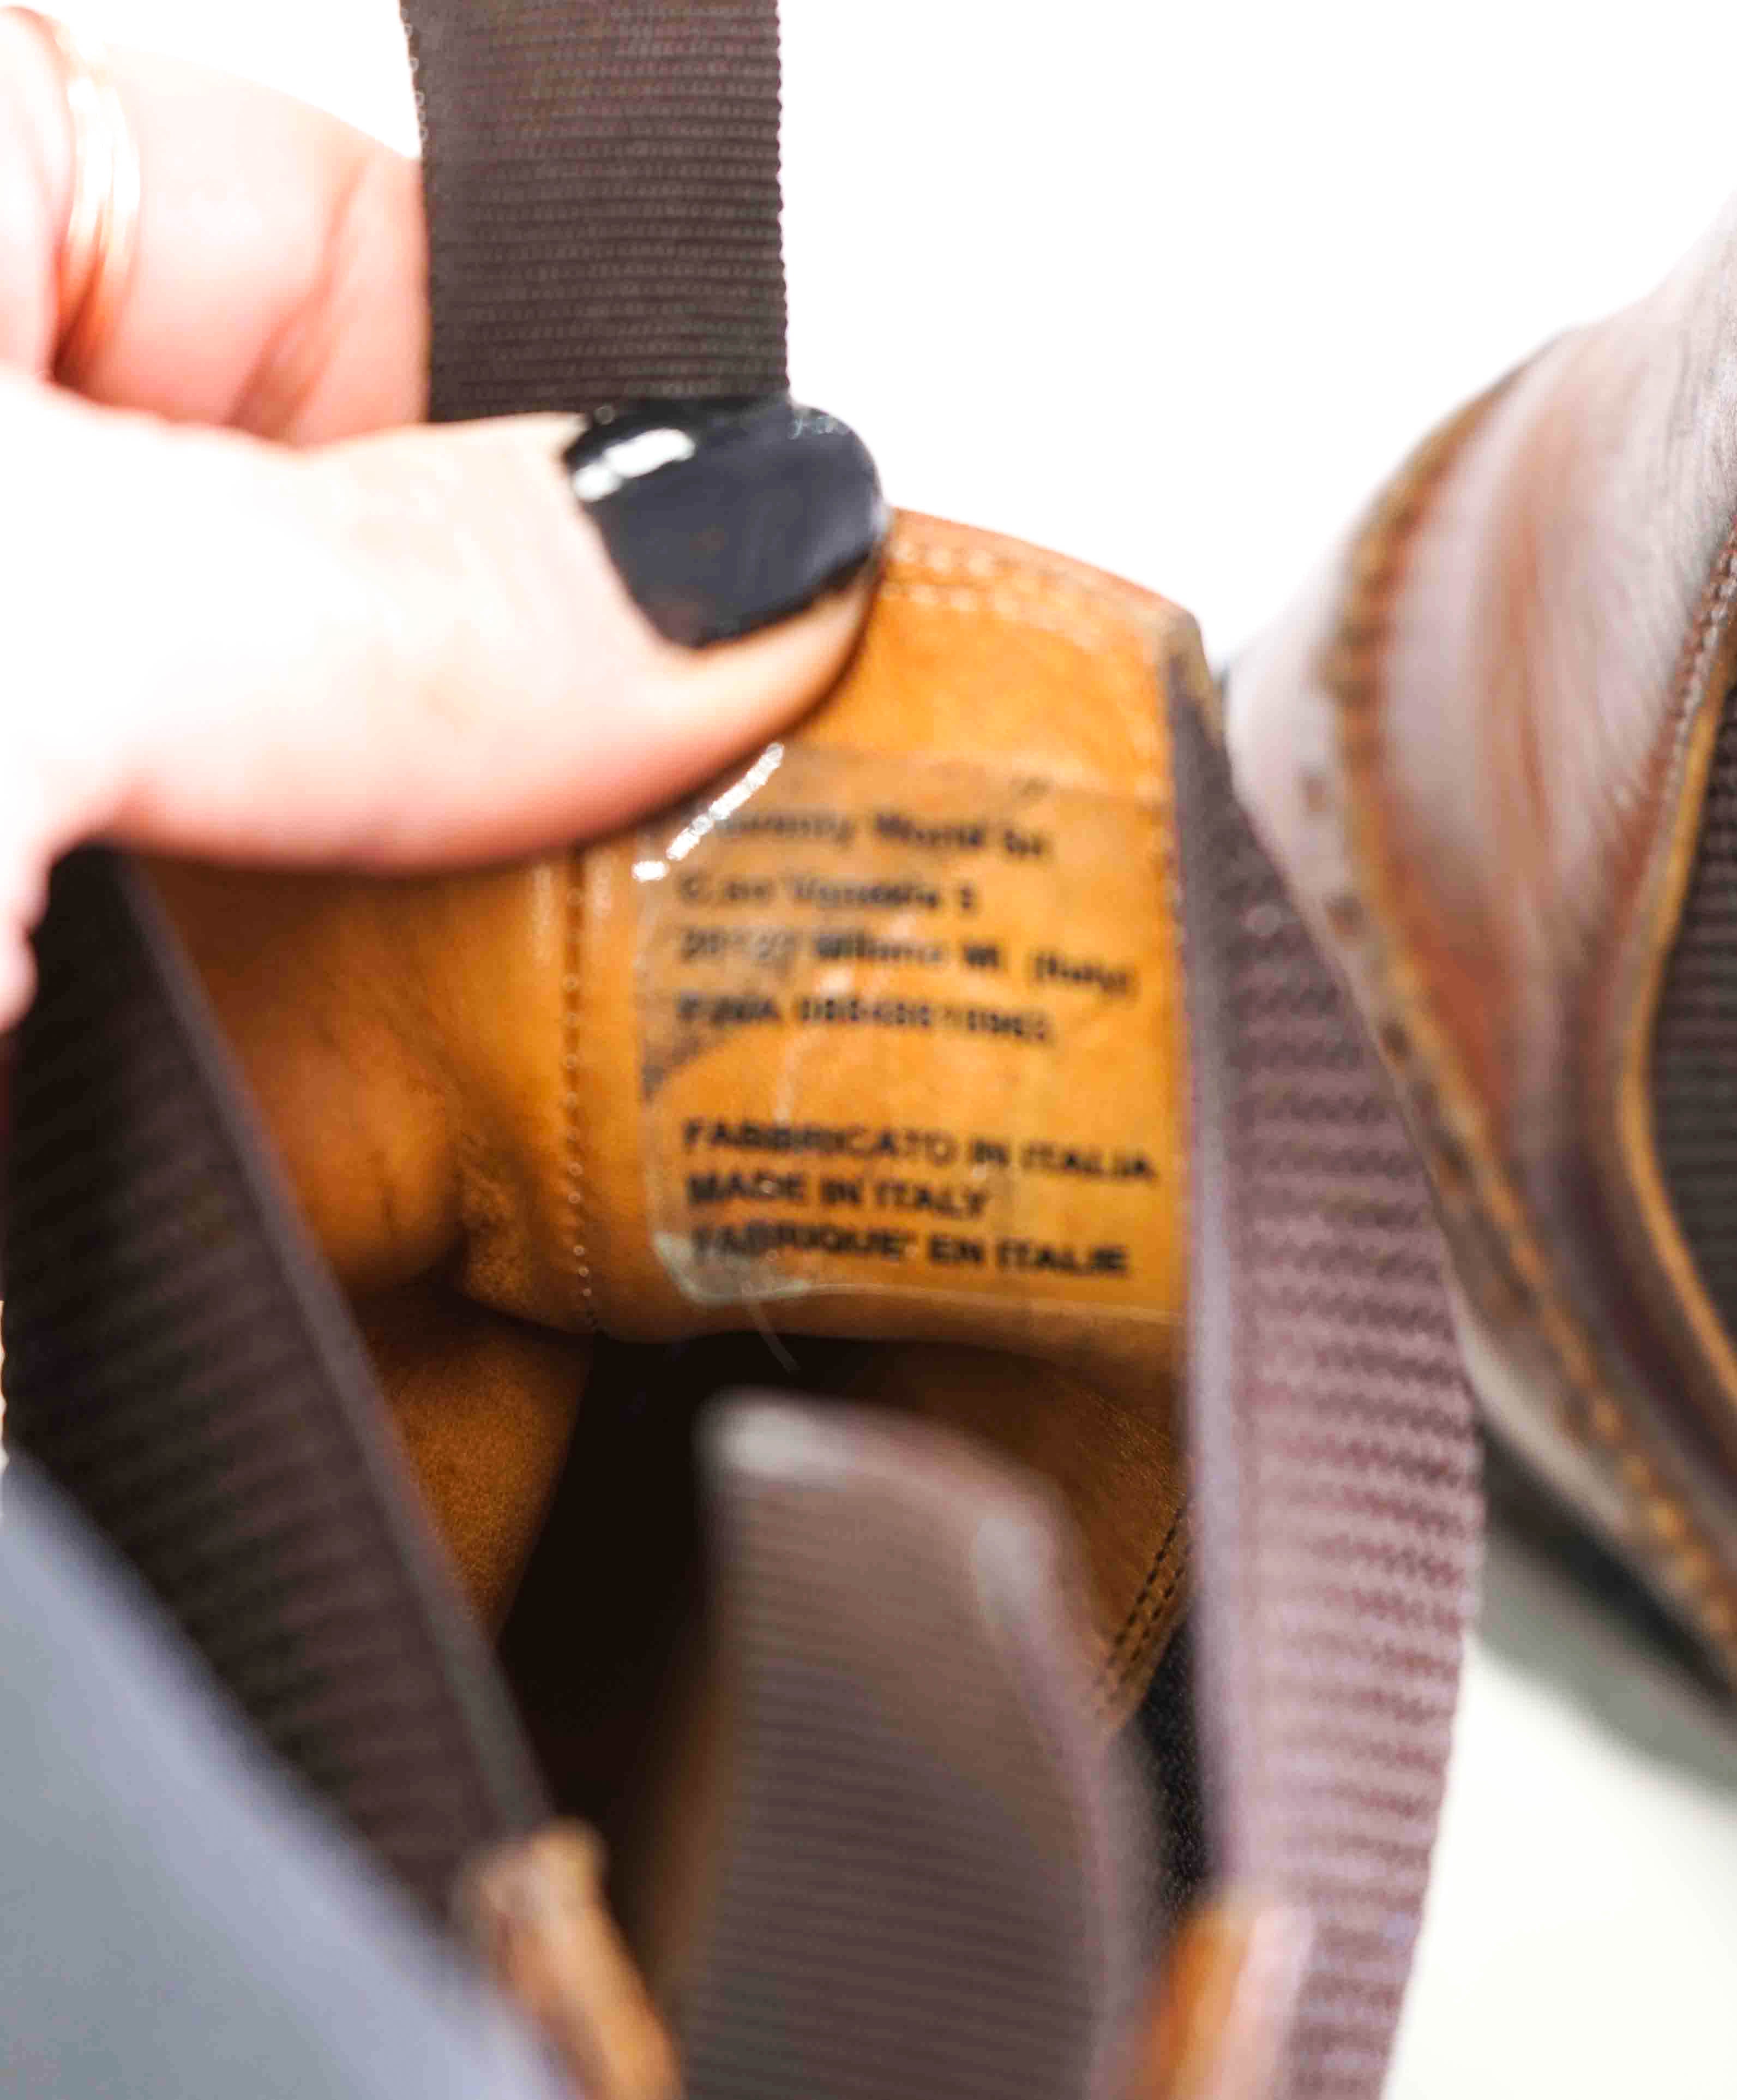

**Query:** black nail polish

left=564, top=397, right=887, bottom=647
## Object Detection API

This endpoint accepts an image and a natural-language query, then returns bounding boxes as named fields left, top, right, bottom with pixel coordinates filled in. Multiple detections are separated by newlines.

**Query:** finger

left=6, top=376, right=879, bottom=902
left=0, top=19, right=424, bottom=437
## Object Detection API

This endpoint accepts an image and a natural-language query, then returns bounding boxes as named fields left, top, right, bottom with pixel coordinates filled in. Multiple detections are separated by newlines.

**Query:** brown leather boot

left=2, top=506, right=1481, bottom=2100
left=147, top=510, right=1206, bottom=1715
left=1230, top=195, right=1737, bottom=1681
left=0, top=1, right=1484, bottom=2089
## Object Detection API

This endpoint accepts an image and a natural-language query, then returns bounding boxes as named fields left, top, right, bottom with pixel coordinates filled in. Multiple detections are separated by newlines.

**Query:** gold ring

left=7, top=7, right=140, bottom=386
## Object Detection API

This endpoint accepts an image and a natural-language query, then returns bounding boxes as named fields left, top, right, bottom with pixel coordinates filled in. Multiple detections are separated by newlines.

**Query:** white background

left=43, top=4, right=1737, bottom=2092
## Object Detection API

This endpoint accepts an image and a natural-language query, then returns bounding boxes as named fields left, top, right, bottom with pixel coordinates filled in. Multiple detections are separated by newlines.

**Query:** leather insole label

left=633, top=742, right=1182, bottom=1320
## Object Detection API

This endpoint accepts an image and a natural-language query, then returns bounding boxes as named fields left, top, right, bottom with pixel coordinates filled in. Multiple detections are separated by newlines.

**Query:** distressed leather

left=1229, top=200, right=1737, bottom=1672
left=151, top=512, right=1210, bottom=1711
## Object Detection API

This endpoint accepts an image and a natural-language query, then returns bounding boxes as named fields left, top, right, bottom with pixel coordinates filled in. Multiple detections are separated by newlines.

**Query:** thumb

left=11, top=385, right=883, bottom=886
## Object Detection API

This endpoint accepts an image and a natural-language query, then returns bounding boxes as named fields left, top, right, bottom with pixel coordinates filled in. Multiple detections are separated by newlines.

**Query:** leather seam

left=1094, top=1501, right=1189, bottom=1713
left=878, top=572, right=1133, bottom=656
left=1603, top=535, right=1737, bottom=1459
left=561, top=844, right=596, bottom=1328
left=1315, top=385, right=1737, bottom=1658
left=1104, top=1502, right=1187, bottom=1666
left=887, top=527, right=1189, bottom=1704
left=881, top=541, right=1167, bottom=799
left=888, top=529, right=1152, bottom=608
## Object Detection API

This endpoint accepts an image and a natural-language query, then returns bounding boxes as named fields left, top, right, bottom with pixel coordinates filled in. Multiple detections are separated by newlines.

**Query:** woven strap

left=1174, top=699, right=1481, bottom=2100
left=2, top=0, right=789, bottom=1914
left=404, top=0, right=787, bottom=421
left=1, top=853, right=547, bottom=1912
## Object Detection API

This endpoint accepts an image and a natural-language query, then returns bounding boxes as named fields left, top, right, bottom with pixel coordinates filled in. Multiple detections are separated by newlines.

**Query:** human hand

left=0, top=21, right=880, bottom=1025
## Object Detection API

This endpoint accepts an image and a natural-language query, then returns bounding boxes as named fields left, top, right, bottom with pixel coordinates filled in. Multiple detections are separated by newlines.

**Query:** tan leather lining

left=837, top=1341, right=1189, bottom=1713
left=563, top=514, right=1194, bottom=1708
left=562, top=845, right=598, bottom=1328
left=151, top=511, right=1203, bottom=1711
left=352, top=1277, right=591, bottom=1627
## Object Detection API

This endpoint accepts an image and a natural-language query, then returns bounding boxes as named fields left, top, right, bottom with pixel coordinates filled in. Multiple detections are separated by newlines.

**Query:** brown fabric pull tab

left=400, top=0, right=788, bottom=421
left=1, top=851, right=548, bottom=1912
left=3, top=0, right=790, bottom=1915
left=1171, top=698, right=1481, bottom=2099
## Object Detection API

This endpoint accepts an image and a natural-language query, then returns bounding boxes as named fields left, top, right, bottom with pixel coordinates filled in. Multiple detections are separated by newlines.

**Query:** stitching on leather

left=879, top=542, right=1169, bottom=818
left=1316, top=387, right=1737, bottom=1659
left=880, top=554, right=1146, bottom=659
left=1096, top=1556, right=1189, bottom=1724
left=890, top=527, right=1189, bottom=1701
left=879, top=574, right=1121, bottom=655
left=889, top=529, right=1143, bottom=603
left=561, top=846, right=595, bottom=1327
left=1108, top=1503, right=1187, bottom=1663
left=1672, top=536, right=1737, bottom=709
left=1095, top=1501, right=1189, bottom=1708
left=1606, top=536, right=1737, bottom=1454
left=887, top=530, right=1155, bottom=635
